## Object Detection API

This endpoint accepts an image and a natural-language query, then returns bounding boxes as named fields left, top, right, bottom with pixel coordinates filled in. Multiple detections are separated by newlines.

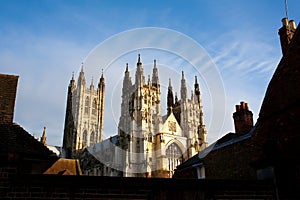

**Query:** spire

left=152, top=59, right=159, bottom=87
left=40, top=127, right=47, bottom=145
left=100, top=69, right=104, bottom=83
left=122, top=63, right=132, bottom=93
left=167, top=78, right=174, bottom=115
left=194, top=76, right=201, bottom=103
left=78, top=62, right=86, bottom=87
left=175, top=92, right=178, bottom=104
left=90, top=77, right=94, bottom=90
left=148, top=75, right=151, bottom=85
left=81, top=62, right=84, bottom=72
left=137, top=53, right=142, bottom=66
left=72, top=72, right=75, bottom=81
left=135, top=54, right=145, bottom=86
left=181, top=71, right=188, bottom=100
left=69, top=72, right=76, bottom=92
left=98, top=69, right=105, bottom=88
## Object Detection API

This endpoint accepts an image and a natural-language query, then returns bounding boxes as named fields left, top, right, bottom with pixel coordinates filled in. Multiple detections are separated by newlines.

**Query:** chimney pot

left=289, top=20, right=296, bottom=29
left=245, top=103, right=248, bottom=110
left=282, top=18, right=289, bottom=26
left=240, top=101, right=245, bottom=110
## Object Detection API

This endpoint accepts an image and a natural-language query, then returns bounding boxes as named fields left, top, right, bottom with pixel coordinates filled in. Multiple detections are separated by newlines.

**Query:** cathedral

left=62, top=54, right=208, bottom=178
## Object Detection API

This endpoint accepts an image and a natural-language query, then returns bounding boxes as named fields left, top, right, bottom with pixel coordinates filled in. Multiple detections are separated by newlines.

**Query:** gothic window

left=166, top=143, right=183, bottom=177
left=85, top=97, right=90, bottom=114
left=82, top=130, right=88, bottom=147
left=144, top=94, right=147, bottom=104
left=92, top=99, right=97, bottom=115
left=148, top=133, right=152, bottom=142
left=90, top=131, right=95, bottom=146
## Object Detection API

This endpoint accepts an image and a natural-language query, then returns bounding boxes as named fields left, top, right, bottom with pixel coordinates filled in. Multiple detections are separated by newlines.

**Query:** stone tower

left=117, top=54, right=207, bottom=178
left=63, top=65, right=105, bottom=158
left=118, top=54, right=163, bottom=177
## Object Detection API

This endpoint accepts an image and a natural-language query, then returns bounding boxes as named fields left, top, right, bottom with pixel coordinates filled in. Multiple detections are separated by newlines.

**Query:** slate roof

left=0, top=123, right=57, bottom=159
left=176, top=128, right=254, bottom=170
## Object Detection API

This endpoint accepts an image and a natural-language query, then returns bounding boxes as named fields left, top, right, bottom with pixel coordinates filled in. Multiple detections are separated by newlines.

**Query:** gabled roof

left=254, top=23, right=300, bottom=161
left=0, top=123, right=57, bottom=159
left=161, top=111, right=182, bottom=136
left=259, top=23, right=300, bottom=121
left=43, top=158, right=82, bottom=175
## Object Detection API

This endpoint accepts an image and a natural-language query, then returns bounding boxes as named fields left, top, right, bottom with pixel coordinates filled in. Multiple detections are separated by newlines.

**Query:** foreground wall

left=1, top=166, right=294, bottom=200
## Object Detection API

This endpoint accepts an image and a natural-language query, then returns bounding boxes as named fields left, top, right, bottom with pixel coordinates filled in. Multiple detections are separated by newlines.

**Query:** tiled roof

left=43, top=158, right=82, bottom=175
left=0, top=123, right=57, bottom=159
left=259, top=23, right=300, bottom=121
left=254, top=23, right=300, bottom=161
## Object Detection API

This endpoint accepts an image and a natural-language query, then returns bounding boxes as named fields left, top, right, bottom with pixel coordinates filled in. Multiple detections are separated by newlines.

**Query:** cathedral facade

left=116, top=54, right=207, bottom=178
left=63, top=54, right=207, bottom=178
left=62, top=66, right=105, bottom=158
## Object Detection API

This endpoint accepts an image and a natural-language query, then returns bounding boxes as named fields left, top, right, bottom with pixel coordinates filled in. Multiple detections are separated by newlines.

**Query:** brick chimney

left=278, top=18, right=297, bottom=55
left=233, top=101, right=253, bottom=135
left=0, top=74, right=19, bottom=124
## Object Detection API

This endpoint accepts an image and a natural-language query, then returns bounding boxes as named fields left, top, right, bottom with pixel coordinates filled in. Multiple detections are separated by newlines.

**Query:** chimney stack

left=278, top=18, right=297, bottom=55
left=233, top=101, right=253, bottom=135
left=0, top=74, right=19, bottom=124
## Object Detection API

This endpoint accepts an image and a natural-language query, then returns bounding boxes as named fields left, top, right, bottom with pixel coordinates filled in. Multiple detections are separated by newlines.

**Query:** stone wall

left=0, top=169, right=279, bottom=200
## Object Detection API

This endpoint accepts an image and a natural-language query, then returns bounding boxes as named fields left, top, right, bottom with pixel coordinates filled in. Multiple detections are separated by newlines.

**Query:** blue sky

left=0, top=0, right=299, bottom=146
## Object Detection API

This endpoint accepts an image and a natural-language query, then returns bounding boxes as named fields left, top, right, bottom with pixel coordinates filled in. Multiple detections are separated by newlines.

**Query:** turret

left=180, top=71, right=188, bottom=101
left=63, top=73, right=77, bottom=158
left=90, top=77, right=94, bottom=90
left=279, top=18, right=297, bottom=55
left=135, top=54, right=145, bottom=86
left=97, top=70, right=105, bottom=142
left=194, top=76, right=200, bottom=103
left=152, top=59, right=159, bottom=87
left=77, top=63, right=86, bottom=88
left=167, top=78, right=174, bottom=116
left=122, top=63, right=133, bottom=94
left=70, top=72, right=76, bottom=92
left=233, top=101, right=253, bottom=135
left=40, top=127, right=47, bottom=145
left=98, top=69, right=105, bottom=91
